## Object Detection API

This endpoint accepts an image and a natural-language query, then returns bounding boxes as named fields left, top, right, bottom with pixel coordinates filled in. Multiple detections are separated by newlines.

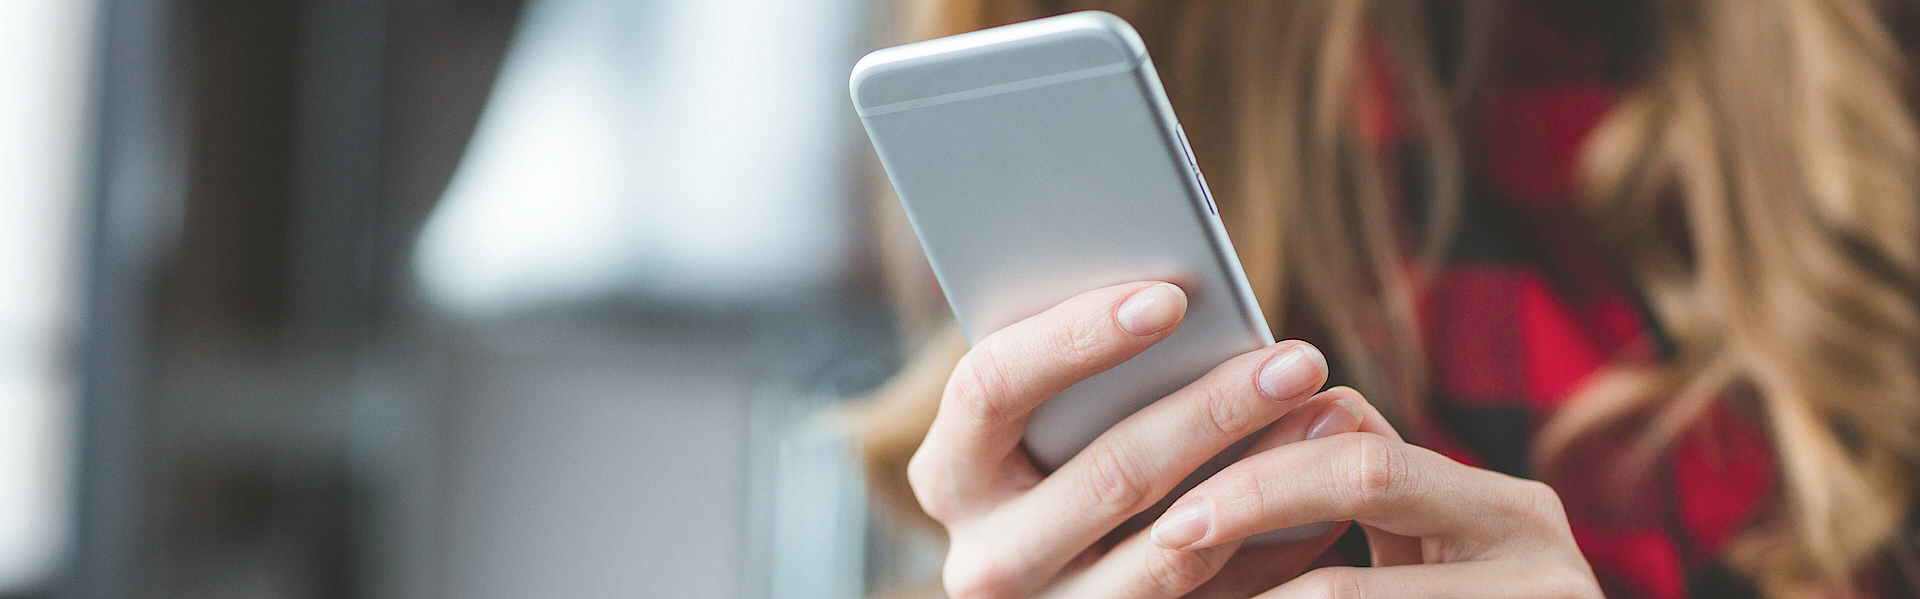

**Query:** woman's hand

left=911, top=281, right=1344, bottom=598
left=908, top=281, right=1602, bottom=599
left=1146, top=383, right=1605, bottom=599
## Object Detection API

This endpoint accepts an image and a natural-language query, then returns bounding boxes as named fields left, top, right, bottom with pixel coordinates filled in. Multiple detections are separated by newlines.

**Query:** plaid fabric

left=1350, top=5, right=1805, bottom=598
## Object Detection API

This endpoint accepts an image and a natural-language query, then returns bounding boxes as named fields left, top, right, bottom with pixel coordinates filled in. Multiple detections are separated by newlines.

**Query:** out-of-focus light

left=0, top=0, right=95, bottom=590
left=414, top=0, right=859, bottom=315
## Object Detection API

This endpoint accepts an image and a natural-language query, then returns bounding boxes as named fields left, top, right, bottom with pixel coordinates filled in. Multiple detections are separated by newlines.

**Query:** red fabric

left=1517, top=271, right=1607, bottom=406
left=1480, top=83, right=1613, bottom=205
left=1427, top=267, right=1525, bottom=404
left=1363, top=5, right=1803, bottom=598
left=1571, top=523, right=1690, bottom=599
left=1673, top=405, right=1776, bottom=553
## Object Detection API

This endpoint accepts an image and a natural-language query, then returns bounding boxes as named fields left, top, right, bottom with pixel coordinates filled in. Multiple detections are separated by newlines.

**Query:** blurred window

left=0, top=0, right=97, bottom=590
left=413, top=0, right=861, bottom=314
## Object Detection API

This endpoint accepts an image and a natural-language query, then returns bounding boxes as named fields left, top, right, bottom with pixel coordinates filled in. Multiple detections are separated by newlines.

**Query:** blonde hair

left=852, top=1, right=1920, bottom=597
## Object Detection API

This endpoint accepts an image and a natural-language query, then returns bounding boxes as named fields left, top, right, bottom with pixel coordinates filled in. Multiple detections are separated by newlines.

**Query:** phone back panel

left=852, top=12, right=1273, bottom=470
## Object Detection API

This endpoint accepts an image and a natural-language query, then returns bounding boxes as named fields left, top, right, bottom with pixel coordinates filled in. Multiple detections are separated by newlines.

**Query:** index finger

left=911, top=281, right=1188, bottom=517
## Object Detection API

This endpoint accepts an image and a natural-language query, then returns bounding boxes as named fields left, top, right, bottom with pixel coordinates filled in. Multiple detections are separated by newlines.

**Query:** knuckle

left=942, top=551, right=1018, bottom=599
left=1213, top=466, right=1269, bottom=516
left=1082, top=443, right=1158, bottom=517
left=905, top=451, right=958, bottom=522
left=1142, top=548, right=1216, bottom=595
left=1343, top=433, right=1405, bottom=510
left=1531, top=563, right=1604, bottom=599
left=1512, top=479, right=1570, bottom=526
left=1499, top=477, right=1579, bottom=546
left=1047, top=313, right=1108, bottom=374
left=1195, top=381, right=1257, bottom=440
left=1296, top=567, right=1369, bottom=599
left=947, top=346, right=1015, bottom=427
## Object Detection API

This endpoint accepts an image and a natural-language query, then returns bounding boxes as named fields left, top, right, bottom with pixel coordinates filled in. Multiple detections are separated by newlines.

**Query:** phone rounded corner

left=1058, top=11, right=1150, bottom=59
left=848, top=50, right=893, bottom=113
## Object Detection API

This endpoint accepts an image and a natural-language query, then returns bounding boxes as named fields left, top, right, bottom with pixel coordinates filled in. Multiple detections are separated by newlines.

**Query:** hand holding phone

left=892, top=280, right=1383, bottom=598
left=852, top=10, right=1269, bottom=474
left=854, top=9, right=1336, bottom=529
left=852, top=13, right=1601, bottom=599
left=853, top=3, right=1345, bottom=514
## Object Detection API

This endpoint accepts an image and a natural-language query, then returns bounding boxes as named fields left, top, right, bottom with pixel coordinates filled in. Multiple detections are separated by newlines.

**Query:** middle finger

left=1151, top=431, right=1560, bottom=554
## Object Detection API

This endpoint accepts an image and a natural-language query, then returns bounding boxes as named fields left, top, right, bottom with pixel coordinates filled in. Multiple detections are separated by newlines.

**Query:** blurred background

left=1, top=0, right=931, bottom=597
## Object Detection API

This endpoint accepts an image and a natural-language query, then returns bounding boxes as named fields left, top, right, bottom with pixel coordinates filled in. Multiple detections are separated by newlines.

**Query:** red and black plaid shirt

left=1343, top=4, right=1911, bottom=597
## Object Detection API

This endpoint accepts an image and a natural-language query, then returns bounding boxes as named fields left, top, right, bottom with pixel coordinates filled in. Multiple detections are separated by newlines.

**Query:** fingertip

left=1304, top=398, right=1365, bottom=441
left=1255, top=341, right=1328, bottom=401
left=1116, top=282, right=1187, bottom=336
left=1319, top=385, right=1360, bottom=398
left=1311, top=386, right=1403, bottom=442
left=1311, top=387, right=1367, bottom=410
left=1151, top=497, right=1213, bottom=550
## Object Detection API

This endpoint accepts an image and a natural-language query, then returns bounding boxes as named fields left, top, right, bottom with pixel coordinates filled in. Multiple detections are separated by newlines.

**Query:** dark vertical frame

left=66, top=0, right=397, bottom=595
left=288, top=1, right=390, bottom=597
left=66, top=0, right=185, bottom=595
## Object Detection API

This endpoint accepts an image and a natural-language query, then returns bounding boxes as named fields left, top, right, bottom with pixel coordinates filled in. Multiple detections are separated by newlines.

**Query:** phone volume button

left=1178, top=123, right=1214, bottom=214
left=1197, top=171, right=1217, bottom=214
left=1176, top=124, right=1198, bottom=168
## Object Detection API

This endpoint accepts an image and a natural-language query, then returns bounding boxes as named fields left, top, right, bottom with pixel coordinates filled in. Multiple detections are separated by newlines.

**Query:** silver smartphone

left=852, top=12, right=1319, bottom=539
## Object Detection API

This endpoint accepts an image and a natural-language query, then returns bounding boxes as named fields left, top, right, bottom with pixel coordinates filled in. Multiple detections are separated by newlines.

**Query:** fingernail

left=1256, top=343, right=1325, bottom=400
left=1151, top=497, right=1212, bottom=549
left=1306, top=399, right=1365, bottom=440
left=1116, top=283, right=1186, bottom=336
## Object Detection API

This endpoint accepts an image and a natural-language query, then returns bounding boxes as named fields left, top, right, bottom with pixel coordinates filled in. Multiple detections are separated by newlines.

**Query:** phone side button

left=1197, top=171, right=1217, bottom=214
left=1176, top=124, right=1198, bottom=168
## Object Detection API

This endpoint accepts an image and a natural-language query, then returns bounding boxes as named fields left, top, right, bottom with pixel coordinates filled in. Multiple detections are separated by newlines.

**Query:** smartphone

left=852, top=11, right=1322, bottom=540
